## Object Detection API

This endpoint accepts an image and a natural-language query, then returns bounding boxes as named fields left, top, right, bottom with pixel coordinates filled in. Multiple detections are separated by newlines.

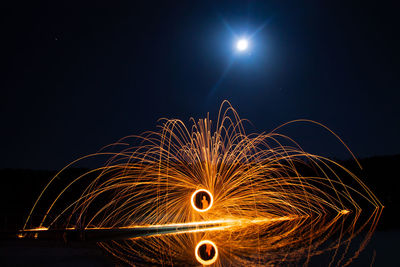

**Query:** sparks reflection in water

left=195, top=240, right=218, bottom=265
left=23, top=101, right=382, bottom=266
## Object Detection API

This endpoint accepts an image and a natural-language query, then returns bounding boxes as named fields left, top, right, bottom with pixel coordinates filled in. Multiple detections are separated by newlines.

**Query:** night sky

left=2, top=1, right=400, bottom=170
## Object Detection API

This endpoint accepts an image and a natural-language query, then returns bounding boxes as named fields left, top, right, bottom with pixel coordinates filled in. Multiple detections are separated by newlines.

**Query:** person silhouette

left=205, top=243, right=212, bottom=257
left=201, top=195, right=209, bottom=210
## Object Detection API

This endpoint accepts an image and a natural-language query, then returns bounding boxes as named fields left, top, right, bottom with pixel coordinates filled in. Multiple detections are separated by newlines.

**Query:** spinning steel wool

left=22, top=101, right=382, bottom=266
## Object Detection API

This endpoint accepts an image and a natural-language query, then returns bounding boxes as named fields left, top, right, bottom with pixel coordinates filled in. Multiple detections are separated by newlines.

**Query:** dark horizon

left=2, top=1, right=400, bottom=170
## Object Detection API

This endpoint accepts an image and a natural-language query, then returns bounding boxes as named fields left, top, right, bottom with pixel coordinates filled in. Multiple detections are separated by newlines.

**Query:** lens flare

left=22, top=100, right=383, bottom=266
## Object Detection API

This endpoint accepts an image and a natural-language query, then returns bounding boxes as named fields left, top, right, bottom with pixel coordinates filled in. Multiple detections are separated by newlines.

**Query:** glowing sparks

left=22, top=227, right=48, bottom=231
left=22, top=101, right=382, bottom=266
left=340, top=209, right=350, bottom=215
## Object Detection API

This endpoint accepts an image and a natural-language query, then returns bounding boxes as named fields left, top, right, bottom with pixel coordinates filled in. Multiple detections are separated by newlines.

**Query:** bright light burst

left=23, top=101, right=382, bottom=266
left=236, top=38, right=249, bottom=51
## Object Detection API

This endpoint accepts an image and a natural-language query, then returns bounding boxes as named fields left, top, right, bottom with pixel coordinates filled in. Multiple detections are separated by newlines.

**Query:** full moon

left=236, top=38, right=249, bottom=51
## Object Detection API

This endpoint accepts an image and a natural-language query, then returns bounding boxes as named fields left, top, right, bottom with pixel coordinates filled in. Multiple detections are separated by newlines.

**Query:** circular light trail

left=195, top=240, right=218, bottom=265
left=191, top=189, right=213, bottom=212
left=236, top=38, right=249, bottom=51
